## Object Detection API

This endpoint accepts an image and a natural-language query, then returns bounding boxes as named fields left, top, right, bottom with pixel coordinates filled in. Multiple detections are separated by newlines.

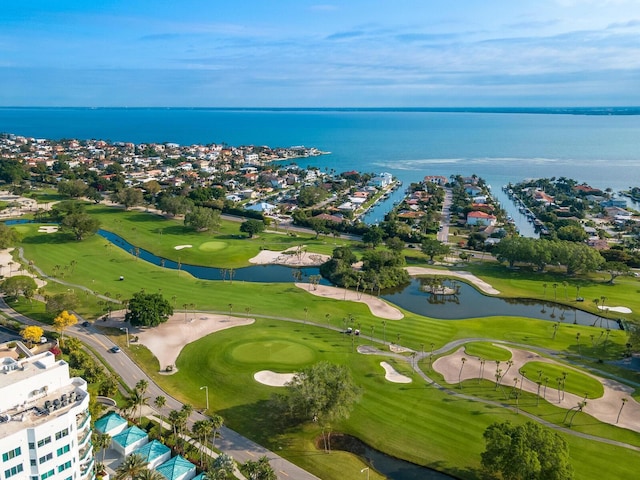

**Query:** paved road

left=437, top=187, right=453, bottom=243
left=0, top=297, right=320, bottom=480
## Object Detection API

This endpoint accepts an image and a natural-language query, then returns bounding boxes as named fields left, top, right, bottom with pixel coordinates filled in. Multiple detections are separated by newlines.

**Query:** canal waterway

left=96, top=230, right=614, bottom=328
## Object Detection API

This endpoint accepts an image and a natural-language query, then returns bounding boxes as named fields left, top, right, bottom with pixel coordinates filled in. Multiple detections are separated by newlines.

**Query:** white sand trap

left=599, top=305, right=632, bottom=314
left=254, top=370, right=295, bottom=387
left=174, top=245, right=192, bottom=250
left=101, top=310, right=253, bottom=372
left=380, top=362, right=412, bottom=383
left=296, top=283, right=404, bottom=320
left=37, top=226, right=59, bottom=233
left=249, top=245, right=330, bottom=267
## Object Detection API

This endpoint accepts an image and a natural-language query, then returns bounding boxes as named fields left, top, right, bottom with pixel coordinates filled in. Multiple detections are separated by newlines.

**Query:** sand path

left=105, top=309, right=253, bottom=372
left=433, top=345, right=640, bottom=432
left=294, top=283, right=404, bottom=320
left=406, top=267, right=500, bottom=295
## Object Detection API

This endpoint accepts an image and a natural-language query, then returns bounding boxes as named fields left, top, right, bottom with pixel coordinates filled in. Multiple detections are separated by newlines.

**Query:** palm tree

left=211, top=453, right=235, bottom=479
left=168, top=409, right=185, bottom=452
left=114, top=453, right=147, bottom=480
left=135, top=380, right=149, bottom=422
left=153, top=396, right=166, bottom=439
left=576, top=332, right=582, bottom=357
left=501, top=360, right=514, bottom=385
left=92, top=432, right=111, bottom=467
left=542, top=283, right=547, bottom=298
left=617, top=398, right=628, bottom=423
left=191, top=420, right=213, bottom=466
left=381, top=320, right=387, bottom=344
left=458, top=357, right=466, bottom=388
left=208, top=414, right=224, bottom=449
left=478, top=359, right=486, bottom=383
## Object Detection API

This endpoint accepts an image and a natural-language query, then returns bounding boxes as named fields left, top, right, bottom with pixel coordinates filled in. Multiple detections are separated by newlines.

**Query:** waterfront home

left=466, top=211, right=497, bottom=227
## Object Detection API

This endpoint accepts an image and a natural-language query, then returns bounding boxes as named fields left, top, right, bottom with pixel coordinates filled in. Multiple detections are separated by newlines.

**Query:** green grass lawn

left=520, top=361, right=605, bottom=399
left=8, top=212, right=640, bottom=480
left=149, top=319, right=640, bottom=480
left=463, top=341, right=512, bottom=361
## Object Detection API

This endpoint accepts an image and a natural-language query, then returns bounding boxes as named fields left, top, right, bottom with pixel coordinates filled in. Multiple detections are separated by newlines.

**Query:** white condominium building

left=0, top=351, right=94, bottom=480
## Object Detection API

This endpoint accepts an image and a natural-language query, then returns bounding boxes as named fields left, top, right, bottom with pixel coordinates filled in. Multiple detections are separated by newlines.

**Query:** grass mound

left=198, top=241, right=228, bottom=252
left=231, top=340, right=316, bottom=366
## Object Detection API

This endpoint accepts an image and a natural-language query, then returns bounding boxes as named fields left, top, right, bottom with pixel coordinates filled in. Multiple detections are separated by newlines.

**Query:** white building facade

left=0, top=352, right=94, bottom=480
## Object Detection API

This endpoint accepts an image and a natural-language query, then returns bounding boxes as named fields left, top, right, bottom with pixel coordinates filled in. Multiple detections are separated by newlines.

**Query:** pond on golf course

left=97, top=230, right=618, bottom=329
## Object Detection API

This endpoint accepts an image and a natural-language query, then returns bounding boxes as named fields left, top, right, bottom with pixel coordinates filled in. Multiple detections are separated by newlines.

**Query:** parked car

left=81, top=321, right=90, bottom=327
left=109, top=346, right=121, bottom=353
left=39, top=336, right=48, bottom=344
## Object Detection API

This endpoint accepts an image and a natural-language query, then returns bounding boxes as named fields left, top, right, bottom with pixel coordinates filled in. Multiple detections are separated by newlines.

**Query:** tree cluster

left=493, top=236, right=604, bottom=274
left=125, top=291, right=173, bottom=327
left=1, top=275, right=37, bottom=300
left=481, top=421, right=573, bottom=480
left=320, top=245, right=409, bottom=290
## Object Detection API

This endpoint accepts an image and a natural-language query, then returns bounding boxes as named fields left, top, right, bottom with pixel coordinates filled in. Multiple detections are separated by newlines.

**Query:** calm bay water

left=1, top=107, right=639, bottom=193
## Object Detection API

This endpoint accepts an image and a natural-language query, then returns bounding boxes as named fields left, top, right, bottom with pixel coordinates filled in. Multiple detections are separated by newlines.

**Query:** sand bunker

left=405, top=267, right=500, bottom=295
left=380, top=362, right=412, bottom=383
left=174, top=245, right=192, bottom=250
left=295, top=283, right=403, bottom=320
left=599, top=305, right=632, bottom=314
left=254, top=370, right=295, bottom=387
left=249, top=245, right=330, bottom=267
left=37, top=226, right=59, bottom=233
left=103, top=310, right=253, bottom=372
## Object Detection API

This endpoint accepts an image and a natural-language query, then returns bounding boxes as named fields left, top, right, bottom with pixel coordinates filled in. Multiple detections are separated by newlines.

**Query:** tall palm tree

left=114, top=453, right=147, bottom=480
left=92, top=432, right=111, bottom=468
left=458, top=357, right=466, bottom=388
left=191, top=420, right=213, bottom=466
left=208, top=414, right=224, bottom=449
left=153, top=396, right=166, bottom=440
left=135, top=380, right=149, bottom=422
left=168, top=409, right=184, bottom=451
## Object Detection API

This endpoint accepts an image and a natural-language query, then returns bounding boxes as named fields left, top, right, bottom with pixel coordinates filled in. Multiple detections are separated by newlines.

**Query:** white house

left=467, top=211, right=497, bottom=226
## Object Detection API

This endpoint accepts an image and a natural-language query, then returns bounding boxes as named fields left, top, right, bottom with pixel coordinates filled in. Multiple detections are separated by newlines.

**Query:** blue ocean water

left=1, top=107, right=639, bottom=191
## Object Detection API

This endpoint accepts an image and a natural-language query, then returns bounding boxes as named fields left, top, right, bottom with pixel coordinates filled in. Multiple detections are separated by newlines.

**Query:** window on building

left=57, top=461, right=72, bottom=473
left=55, top=429, right=69, bottom=440
left=40, top=469, right=55, bottom=480
left=2, top=447, right=22, bottom=462
left=29, top=443, right=35, bottom=450
left=37, top=437, right=51, bottom=448
left=38, top=453, right=53, bottom=464
left=4, top=464, right=24, bottom=478
left=31, top=475, right=39, bottom=480
left=56, top=445, right=70, bottom=457
left=30, top=460, right=37, bottom=466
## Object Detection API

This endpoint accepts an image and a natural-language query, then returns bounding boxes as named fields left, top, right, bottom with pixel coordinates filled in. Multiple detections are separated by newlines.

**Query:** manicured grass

left=521, top=361, right=605, bottom=399
left=151, top=320, right=640, bottom=480
left=463, top=342, right=512, bottom=361
left=9, top=212, right=640, bottom=479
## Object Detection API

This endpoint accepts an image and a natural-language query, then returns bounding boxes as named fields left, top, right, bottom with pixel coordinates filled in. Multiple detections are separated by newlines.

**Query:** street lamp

left=200, top=386, right=209, bottom=411
left=360, top=467, right=370, bottom=480
left=120, top=327, right=130, bottom=347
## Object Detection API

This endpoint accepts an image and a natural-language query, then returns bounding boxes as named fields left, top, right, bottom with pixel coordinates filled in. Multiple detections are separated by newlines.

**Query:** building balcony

left=78, top=428, right=92, bottom=449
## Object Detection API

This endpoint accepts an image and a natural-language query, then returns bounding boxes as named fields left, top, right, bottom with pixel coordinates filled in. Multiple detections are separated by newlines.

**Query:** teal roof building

left=132, top=440, right=171, bottom=469
left=156, top=455, right=196, bottom=480
left=94, top=411, right=128, bottom=436
left=112, top=425, right=149, bottom=456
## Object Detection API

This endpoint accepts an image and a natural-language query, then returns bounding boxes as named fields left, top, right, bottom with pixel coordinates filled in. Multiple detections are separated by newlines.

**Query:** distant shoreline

left=1, top=106, right=639, bottom=116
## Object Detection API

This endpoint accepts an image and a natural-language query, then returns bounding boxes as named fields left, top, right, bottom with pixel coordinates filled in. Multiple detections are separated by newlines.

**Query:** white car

left=39, top=336, right=48, bottom=344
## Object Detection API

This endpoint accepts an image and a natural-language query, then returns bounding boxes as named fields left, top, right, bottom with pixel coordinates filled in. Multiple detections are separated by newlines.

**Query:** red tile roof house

left=466, top=211, right=497, bottom=227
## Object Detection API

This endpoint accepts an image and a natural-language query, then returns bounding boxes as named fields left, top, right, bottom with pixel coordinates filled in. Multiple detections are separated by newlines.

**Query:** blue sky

left=1, top=0, right=639, bottom=107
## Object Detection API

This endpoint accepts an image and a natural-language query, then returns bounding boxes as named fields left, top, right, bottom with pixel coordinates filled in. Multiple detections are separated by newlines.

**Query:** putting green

left=199, top=241, right=228, bottom=252
left=231, top=340, right=315, bottom=365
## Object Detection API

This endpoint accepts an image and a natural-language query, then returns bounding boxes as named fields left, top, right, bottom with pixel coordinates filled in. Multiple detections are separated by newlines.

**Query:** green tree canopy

left=112, top=187, right=144, bottom=210
left=1, top=275, right=37, bottom=299
left=125, top=291, right=173, bottom=327
left=481, top=421, right=573, bottom=480
left=157, top=195, right=193, bottom=216
left=184, top=206, right=221, bottom=232
left=602, top=261, right=631, bottom=284
left=421, top=238, right=450, bottom=262
left=240, top=219, right=265, bottom=238
left=277, top=361, right=361, bottom=425
left=57, top=179, right=88, bottom=198
left=0, top=223, right=19, bottom=249
left=60, top=212, right=101, bottom=240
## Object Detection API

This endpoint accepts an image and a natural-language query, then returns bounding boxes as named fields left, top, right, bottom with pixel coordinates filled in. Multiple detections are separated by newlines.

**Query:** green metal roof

left=94, top=412, right=127, bottom=434
left=156, top=455, right=195, bottom=480
left=133, top=440, right=170, bottom=463
left=112, top=425, right=148, bottom=448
